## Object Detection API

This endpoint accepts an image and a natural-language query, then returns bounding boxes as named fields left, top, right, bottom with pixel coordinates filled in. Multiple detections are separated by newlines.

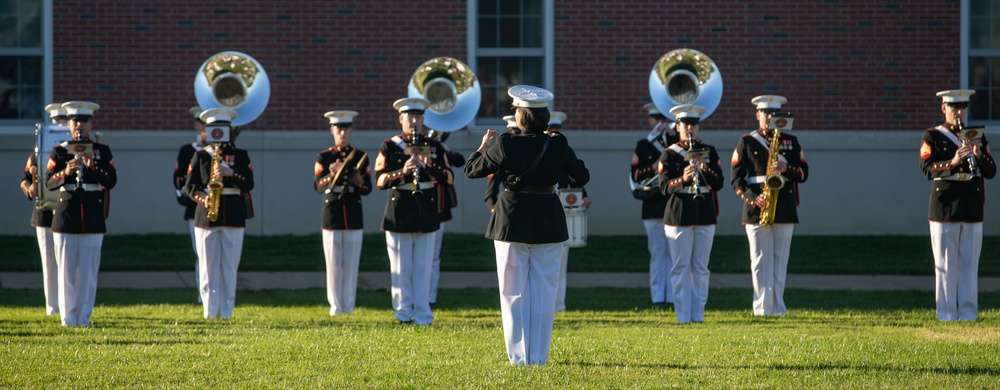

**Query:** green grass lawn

left=2, top=234, right=1000, bottom=275
left=1, top=288, right=998, bottom=388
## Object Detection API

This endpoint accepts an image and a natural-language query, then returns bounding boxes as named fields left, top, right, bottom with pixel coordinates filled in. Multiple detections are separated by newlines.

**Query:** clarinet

left=688, top=141, right=705, bottom=201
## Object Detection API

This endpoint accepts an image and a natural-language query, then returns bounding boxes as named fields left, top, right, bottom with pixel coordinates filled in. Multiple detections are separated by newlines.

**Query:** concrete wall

left=2, top=129, right=994, bottom=236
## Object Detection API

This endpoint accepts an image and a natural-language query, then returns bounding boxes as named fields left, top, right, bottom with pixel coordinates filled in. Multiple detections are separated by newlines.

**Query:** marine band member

left=315, top=110, right=372, bottom=315
left=45, top=101, right=117, bottom=326
left=921, top=89, right=997, bottom=321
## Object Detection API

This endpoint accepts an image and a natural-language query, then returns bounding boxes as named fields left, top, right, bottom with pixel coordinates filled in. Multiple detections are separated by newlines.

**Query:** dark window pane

left=0, top=15, right=17, bottom=46
left=19, top=10, right=40, bottom=47
left=523, top=16, right=542, bottom=47
left=478, top=86, right=504, bottom=118
left=478, top=18, right=498, bottom=48
left=18, top=85, right=41, bottom=118
left=499, top=0, right=520, bottom=15
left=499, top=57, right=521, bottom=86
left=523, top=0, right=543, bottom=15
left=522, top=57, right=543, bottom=85
left=498, top=17, right=521, bottom=47
left=20, top=55, right=40, bottom=84
left=477, top=58, right=497, bottom=84
left=972, top=0, right=989, bottom=16
left=970, top=57, right=991, bottom=89
left=478, top=0, right=497, bottom=15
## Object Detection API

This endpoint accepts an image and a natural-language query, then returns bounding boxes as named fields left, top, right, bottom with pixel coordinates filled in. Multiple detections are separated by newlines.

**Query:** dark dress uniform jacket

left=437, top=146, right=465, bottom=223
left=174, top=142, right=200, bottom=220
left=183, top=144, right=254, bottom=228
left=314, top=145, right=372, bottom=230
left=658, top=142, right=725, bottom=226
left=730, top=130, right=809, bottom=224
left=920, top=125, right=998, bottom=222
left=465, top=132, right=590, bottom=244
left=375, top=134, right=450, bottom=233
left=22, top=153, right=54, bottom=228
left=45, top=142, right=117, bottom=233
left=632, top=128, right=676, bottom=220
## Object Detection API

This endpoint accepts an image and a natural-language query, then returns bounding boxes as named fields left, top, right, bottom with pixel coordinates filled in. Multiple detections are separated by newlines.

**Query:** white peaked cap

left=324, top=110, right=359, bottom=125
left=189, top=106, right=203, bottom=119
left=548, top=111, right=567, bottom=126
left=643, top=102, right=661, bottom=115
left=670, top=104, right=706, bottom=120
left=502, top=115, right=517, bottom=129
left=936, top=89, right=975, bottom=103
left=393, top=98, right=431, bottom=113
left=199, top=107, right=238, bottom=124
left=508, top=85, right=554, bottom=108
left=751, top=95, right=787, bottom=110
left=45, top=102, right=68, bottom=118
left=62, top=101, right=101, bottom=117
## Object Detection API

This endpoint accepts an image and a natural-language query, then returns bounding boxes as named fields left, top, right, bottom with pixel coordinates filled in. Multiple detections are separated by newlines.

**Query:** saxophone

left=205, top=144, right=224, bottom=222
left=758, top=128, right=785, bottom=226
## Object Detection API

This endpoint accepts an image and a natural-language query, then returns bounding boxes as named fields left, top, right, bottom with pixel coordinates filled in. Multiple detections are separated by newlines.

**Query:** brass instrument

left=686, top=143, right=708, bottom=201
left=955, top=115, right=980, bottom=175
left=205, top=144, right=224, bottom=222
left=407, top=57, right=481, bottom=132
left=758, top=128, right=785, bottom=226
left=648, top=49, right=723, bottom=120
left=193, top=51, right=270, bottom=221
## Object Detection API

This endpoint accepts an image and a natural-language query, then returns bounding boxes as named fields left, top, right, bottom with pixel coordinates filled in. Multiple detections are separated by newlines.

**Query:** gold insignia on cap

left=76, top=103, right=83, bottom=108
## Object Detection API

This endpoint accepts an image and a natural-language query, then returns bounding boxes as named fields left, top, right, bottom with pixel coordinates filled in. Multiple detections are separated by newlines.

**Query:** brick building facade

left=48, top=0, right=959, bottom=133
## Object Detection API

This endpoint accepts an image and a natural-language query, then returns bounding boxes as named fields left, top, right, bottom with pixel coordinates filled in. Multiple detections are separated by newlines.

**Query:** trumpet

left=955, top=115, right=979, bottom=175
left=687, top=142, right=706, bottom=201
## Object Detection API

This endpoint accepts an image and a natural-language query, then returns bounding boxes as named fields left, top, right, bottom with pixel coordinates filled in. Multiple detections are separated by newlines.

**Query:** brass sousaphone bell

left=648, top=48, right=723, bottom=121
left=194, top=51, right=271, bottom=127
left=407, top=57, right=481, bottom=132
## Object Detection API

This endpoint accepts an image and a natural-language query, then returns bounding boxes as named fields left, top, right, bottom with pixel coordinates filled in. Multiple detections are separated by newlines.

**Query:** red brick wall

left=54, top=0, right=959, bottom=132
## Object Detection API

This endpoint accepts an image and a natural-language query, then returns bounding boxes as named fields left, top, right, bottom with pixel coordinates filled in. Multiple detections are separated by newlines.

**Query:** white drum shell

left=565, top=208, right=587, bottom=248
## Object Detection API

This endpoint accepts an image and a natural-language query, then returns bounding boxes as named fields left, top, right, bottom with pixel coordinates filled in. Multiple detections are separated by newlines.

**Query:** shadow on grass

left=2, top=288, right=997, bottom=316
left=559, top=360, right=1000, bottom=376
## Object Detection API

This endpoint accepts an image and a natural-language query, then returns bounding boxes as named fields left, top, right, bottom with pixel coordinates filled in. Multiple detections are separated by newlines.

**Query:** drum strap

left=508, top=137, right=551, bottom=186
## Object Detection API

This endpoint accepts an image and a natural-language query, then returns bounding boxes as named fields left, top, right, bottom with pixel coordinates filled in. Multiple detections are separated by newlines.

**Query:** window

left=469, top=0, right=552, bottom=128
left=968, top=0, right=1000, bottom=121
left=0, top=0, right=47, bottom=128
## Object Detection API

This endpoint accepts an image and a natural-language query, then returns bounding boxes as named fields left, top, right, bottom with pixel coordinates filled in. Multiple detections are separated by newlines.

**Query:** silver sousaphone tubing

left=194, top=51, right=271, bottom=126
left=648, top=48, right=723, bottom=121
left=407, top=57, right=481, bottom=132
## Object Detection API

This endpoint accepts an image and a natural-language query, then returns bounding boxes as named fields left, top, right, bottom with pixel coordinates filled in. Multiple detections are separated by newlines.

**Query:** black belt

left=505, top=184, right=555, bottom=194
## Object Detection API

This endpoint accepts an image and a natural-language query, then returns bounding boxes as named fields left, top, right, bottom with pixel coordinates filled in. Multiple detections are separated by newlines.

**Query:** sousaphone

left=194, top=51, right=271, bottom=126
left=407, top=57, right=481, bottom=132
left=648, top=48, right=723, bottom=120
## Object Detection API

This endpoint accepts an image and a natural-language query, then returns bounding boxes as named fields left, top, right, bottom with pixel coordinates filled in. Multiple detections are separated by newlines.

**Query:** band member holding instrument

left=183, top=108, right=254, bottom=319
left=374, top=98, right=451, bottom=325
left=426, top=128, right=464, bottom=305
left=658, top=104, right=724, bottom=323
left=465, top=85, right=590, bottom=366
left=20, top=103, right=69, bottom=315
left=730, top=95, right=808, bottom=316
left=632, top=102, right=678, bottom=305
left=174, top=106, right=207, bottom=302
left=921, top=90, right=996, bottom=321
left=315, top=110, right=372, bottom=315
left=45, top=101, right=116, bottom=326
left=485, top=115, right=520, bottom=212
left=548, top=111, right=589, bottom=313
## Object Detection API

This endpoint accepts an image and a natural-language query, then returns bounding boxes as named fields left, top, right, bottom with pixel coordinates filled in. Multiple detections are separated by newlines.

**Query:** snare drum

left=565, top=208, right=587, bottom=248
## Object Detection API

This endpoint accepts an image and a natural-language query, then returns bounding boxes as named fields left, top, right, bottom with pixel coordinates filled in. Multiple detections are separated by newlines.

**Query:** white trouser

left=323, top=229, right=363, bottom=315
left=189, top=220, right=201, bottom=303
left=745, top=223, right=794, bottom=316
left=664, top=224, right=715, bottom=323
left=929, top=221, right=982, bottom=321
left=644, top=219, right=673, bottom=304
left=554, top=240, right=569, bottom=312
left=494, top=240, right=562, bottom=365
left=36, top=226, right=59, bottom=315
left=429, top=222, right=446, bottom=303
left=53, top=233, right=103, bottom=326
left=195, top=227, right=244, bottom=319
left=385, top=231, right=434, bottom=325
